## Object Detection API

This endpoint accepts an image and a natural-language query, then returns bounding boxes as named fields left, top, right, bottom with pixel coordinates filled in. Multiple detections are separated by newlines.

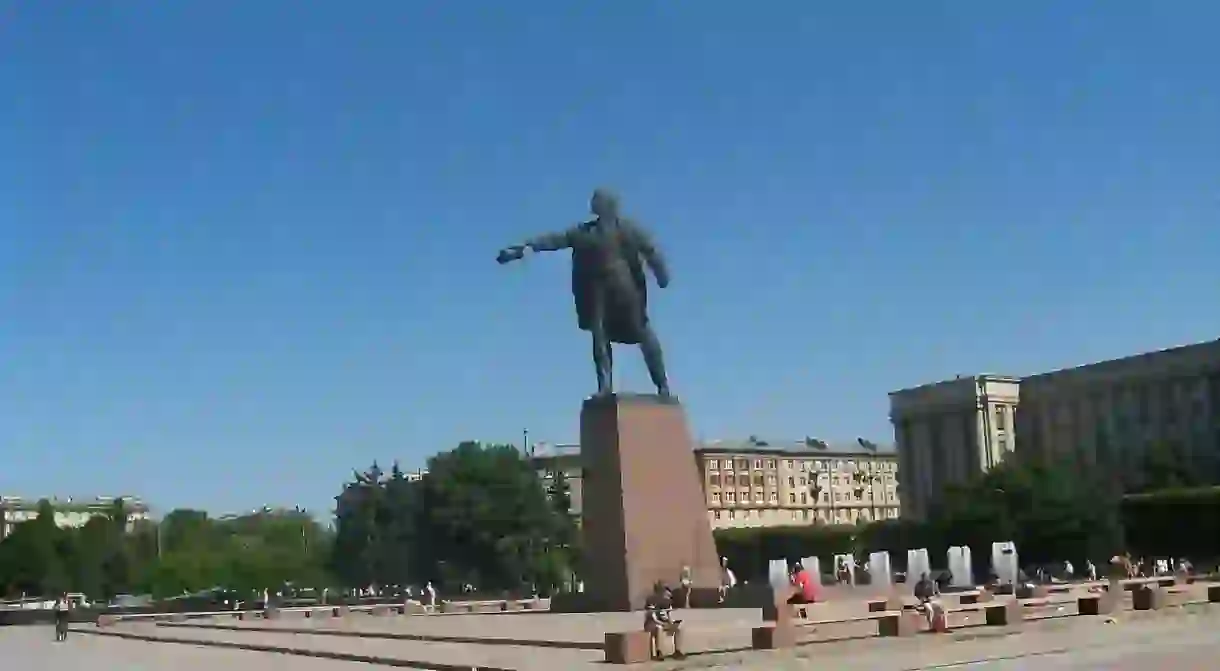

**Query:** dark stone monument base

left=576, top=393, right=720, bottom=612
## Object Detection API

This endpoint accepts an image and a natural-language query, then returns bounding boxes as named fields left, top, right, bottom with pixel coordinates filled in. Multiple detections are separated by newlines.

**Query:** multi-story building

left=890, top=337, right=1220, bottom=518
left=697, top=438, right=900, bottom=529
left=0, top=495, right=151, bottom=539
left=888, top=375, right=1020, bottom=520
left=528, top=437, right=900, bottom=529
left=529, top=443, right=583, bottom=518
left=1016, top=338, right=1220, bottom=489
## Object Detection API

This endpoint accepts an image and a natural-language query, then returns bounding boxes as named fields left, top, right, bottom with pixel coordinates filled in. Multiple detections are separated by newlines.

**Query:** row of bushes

left=1121, top=486, right=1220, bottom=559
left=714, top=486, right=1220, bottom=581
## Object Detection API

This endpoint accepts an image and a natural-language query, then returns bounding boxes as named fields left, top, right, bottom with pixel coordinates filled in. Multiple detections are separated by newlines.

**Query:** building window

left=789, top=493, right=796, bottom=504
left=787, top=477, right=795, bottom=487
left=714, top=510, right=722, bottom=520
left=708, top=473, right=717, bottom=485
left=726, top=492, right=735, bottom=503
left=802, top=509, right=810, bottom=520
left=753, top=459, right=763, bottom=469
left=785, top=460, right=794, bottom=469
left=712, top=492, right=721, bottom=503
left=736, top=459, right=747, bottom=470
left=729, top=510, right=736, bottom=520
left=769, top=493, right=778, bottom=504
left=754, top=491, right=764, bottom=504
left=799, top=477, right=807, bottom=486
left=767, top=474, right=777, bottom=485
left=800, top=493, right=808, bottom=504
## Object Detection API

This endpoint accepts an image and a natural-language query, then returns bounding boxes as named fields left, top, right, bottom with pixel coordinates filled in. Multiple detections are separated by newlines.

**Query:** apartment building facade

left=529, top=437, right=900, bottom=530
left=0, top=495, right=151, bottom=539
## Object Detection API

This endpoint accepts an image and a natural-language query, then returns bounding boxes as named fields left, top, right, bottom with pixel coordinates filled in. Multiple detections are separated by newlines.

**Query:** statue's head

left=590, top=188, right=620, bottom=218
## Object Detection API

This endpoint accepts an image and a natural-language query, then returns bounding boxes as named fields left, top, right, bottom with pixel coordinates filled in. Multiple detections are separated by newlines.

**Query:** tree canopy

left=0, top=499, right=331, bottom=600
left=331, top=442, right=577, bottom=594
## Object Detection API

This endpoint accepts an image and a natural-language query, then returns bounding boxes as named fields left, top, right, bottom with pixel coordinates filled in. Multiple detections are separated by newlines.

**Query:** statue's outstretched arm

left=629, top=222, right=670, bottom=288
left=525, top=227, right=577, bottom=252
left=497, top=226, right=577, bottom=265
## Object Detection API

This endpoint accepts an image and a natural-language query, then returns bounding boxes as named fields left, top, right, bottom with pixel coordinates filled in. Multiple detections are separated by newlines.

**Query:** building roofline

left=1021, top=337, right=1220, bottom=382
left=530, top=438, right=897, bottom=459
left=888, top=374, right=1020, bottom=397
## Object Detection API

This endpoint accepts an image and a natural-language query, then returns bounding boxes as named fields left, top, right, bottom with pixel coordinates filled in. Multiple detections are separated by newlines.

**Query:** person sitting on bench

left=788, top=561, right=821, bottom=605
left=644, top=581, right=685, bottom=661
left=914, top=573, right=945, bottom=628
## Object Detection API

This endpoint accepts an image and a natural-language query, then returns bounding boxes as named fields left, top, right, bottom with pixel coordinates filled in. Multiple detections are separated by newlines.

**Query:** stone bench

left=96, top=614, right=121, bottom=628
left=1077, top=593, right=1118, bottom=615
left=867, top=597, right=906, bottom=613
left=1132, top=585, right=1166, bottom=611
left=754, top=609, right=924, bottom=649
left=1209, top=584, right=1220, bottom=603
left=958, top=590, right=995, bottom=605
left=604, top=630, right=652, bottom=664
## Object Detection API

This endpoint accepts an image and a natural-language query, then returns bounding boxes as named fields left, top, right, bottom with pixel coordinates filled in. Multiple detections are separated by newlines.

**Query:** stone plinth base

left=578, top=393, right=720, bottom=612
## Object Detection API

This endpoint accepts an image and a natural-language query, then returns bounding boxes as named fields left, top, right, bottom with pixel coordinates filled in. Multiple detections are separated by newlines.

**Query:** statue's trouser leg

left=638, top=325, right=670, bottom=395
left=591, top=294, right=612, bottom=394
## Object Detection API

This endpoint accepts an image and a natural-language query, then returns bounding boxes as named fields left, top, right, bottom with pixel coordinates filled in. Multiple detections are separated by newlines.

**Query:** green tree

left=0, top=500, right=67, bottom=596
left=419, top=441, right=571, bottom=591
left=331, top=463, right=387, bottom=588
left=1139, top=441, right=1197, bottom=492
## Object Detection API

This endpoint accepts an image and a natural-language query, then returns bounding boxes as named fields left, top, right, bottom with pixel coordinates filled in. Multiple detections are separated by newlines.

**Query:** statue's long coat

left=528, top=217, right=668, bottom=345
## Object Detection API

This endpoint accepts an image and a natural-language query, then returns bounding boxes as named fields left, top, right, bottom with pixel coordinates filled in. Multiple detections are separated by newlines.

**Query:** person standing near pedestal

left=719, top=557, right=737, bottom=604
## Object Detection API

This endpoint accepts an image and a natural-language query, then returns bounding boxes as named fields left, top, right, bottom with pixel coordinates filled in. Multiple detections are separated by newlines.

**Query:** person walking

left=52, top=593, right=70, bottom=642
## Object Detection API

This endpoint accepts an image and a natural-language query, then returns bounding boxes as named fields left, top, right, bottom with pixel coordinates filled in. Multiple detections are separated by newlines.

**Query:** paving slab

left=0, top=625, right=380, bottom=671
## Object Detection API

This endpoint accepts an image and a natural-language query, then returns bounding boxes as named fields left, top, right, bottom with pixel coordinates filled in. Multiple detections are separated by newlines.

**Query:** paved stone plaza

left=4, top=598, right=1216, bottom=669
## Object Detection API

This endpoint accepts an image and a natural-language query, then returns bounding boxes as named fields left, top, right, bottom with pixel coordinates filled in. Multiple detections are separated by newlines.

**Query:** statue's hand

left=496, top=245, right=526, bottom=265
left=656, top=274, right=670, bottom=289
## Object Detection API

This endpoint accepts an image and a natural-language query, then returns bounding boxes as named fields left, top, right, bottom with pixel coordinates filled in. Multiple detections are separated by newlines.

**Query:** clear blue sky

left=3, top=2, right=1218, bottom=518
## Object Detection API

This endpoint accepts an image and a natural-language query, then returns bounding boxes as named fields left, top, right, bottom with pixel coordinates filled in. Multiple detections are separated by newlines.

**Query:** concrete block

left=877, top=612, right=921, bottom=637
left=263, top=608, right=281, bottom=620
left=96, top=614, right=120, bottom=628
left=959, top=590, right=994, bottom=605
left=1208, top=584, right=1220, bottom=603
left=1132, top=586, right=1166, bottom=611
left=1156, top=577, right=1176, bottom=588
left=751, top=624, right=796, bottom=649
left=1016, top=584, right=1049, bottom=599
left=761, top=592, right=794, bottom=624
left=604, top=631, right=651, bottom=664
left=868, top=597, right=903, bottom=612
left=331, top=606, right=348, bottom=617
left=1078, top=594, right=1117, bottom=615
left=984, top=601, right=1022, bottom=626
